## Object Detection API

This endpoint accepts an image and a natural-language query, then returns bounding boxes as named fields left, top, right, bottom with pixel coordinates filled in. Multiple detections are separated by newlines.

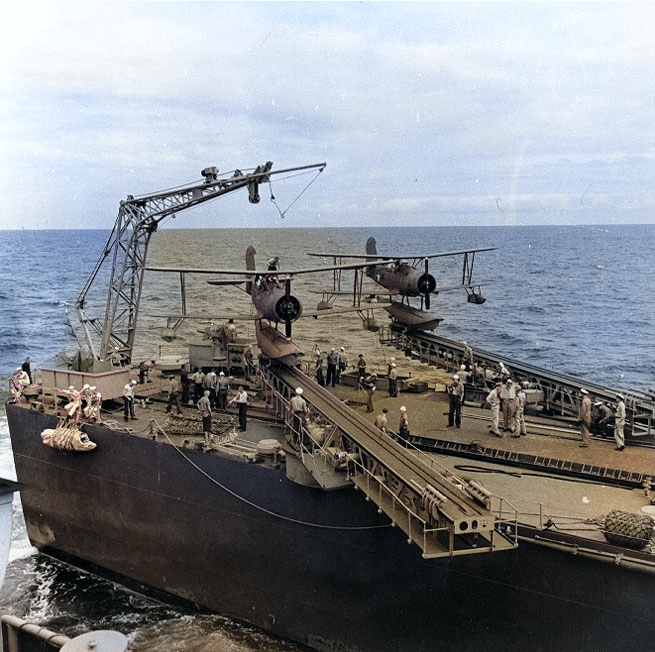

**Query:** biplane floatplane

left=306, top=236, right=495, bottom=331
left=145, top=246, right=396, bottom=365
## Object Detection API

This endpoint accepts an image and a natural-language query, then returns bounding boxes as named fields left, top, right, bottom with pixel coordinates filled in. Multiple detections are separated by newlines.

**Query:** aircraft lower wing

left=302, top=302, right=393, bottom=319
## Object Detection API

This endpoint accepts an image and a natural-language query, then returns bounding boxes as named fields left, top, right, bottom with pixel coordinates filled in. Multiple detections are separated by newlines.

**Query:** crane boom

left=74, top=161, right=326, bottom=363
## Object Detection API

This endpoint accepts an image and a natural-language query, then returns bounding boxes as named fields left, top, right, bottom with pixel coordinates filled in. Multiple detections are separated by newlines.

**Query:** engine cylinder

left=275, top=294, right=303, bottom=322
left=417, top=273, right=437, bottom=295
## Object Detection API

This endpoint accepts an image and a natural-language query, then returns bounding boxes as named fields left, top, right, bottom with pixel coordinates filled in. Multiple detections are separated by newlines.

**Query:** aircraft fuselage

left=251, top=277, right=303, bottom=325
left=369, top=263, right=436, bottom=298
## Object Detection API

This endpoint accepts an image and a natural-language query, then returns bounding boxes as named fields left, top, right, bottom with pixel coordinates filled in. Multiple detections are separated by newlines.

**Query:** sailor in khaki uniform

left=579, top=388, right=592, bottom=447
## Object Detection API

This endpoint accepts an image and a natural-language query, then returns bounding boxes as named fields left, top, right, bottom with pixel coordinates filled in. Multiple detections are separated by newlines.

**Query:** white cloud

left=0, top=1, right=653, bottom=229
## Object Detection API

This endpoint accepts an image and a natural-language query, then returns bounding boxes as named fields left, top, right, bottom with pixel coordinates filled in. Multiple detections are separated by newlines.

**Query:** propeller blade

left=424, top=258, right=430, bottom=309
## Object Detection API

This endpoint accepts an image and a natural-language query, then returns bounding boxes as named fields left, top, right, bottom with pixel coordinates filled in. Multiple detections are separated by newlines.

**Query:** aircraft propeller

left=416, top=258, right=437, bottom=310
left=275, top=277, right=302, bottom=337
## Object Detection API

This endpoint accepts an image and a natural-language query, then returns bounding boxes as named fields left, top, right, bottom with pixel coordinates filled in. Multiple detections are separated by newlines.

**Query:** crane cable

left=268, top=167, right=324, bottom=219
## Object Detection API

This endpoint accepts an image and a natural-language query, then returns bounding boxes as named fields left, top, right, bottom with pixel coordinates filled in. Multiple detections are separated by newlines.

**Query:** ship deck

left=20, top=370, right=655, bottom=553
left=326, top=381, right=655, bottom=548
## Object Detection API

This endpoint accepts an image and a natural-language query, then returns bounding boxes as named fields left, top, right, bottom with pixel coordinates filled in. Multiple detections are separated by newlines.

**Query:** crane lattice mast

left=74, top=161, right=325, bottom=364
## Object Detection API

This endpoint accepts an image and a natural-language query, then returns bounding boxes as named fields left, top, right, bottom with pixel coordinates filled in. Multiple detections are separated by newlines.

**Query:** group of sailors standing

left=312, top=345, right=348, bottom=387
left=186, top=368, right=233, bottom=410
left=165, top=366, right=251, bottom=445
left=449, top=343, right=629, bottom=452
left=482, top=377, right=527, bottom=438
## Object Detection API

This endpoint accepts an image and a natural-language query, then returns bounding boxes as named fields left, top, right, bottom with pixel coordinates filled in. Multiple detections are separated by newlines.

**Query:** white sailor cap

left=295, top=387, right=303, bottom=395
left=400, top=405, right=407, bottom=412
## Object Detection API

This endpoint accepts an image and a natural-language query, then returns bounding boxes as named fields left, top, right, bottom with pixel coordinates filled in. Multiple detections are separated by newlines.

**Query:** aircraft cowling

left=417, top=273, right=437, bottom=296
left=275, top=294, right=303, bottom=323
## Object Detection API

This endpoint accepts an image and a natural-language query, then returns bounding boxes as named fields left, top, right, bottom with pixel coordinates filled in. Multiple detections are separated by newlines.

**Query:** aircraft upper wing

left=306, top=253, right=388, bottom=260
left=145, top=260, right=397, bottom=277
left=306, top=247, right=496, bottom=261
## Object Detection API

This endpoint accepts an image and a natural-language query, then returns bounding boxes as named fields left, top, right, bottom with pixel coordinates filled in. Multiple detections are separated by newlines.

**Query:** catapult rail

left=264, top=366, right=517, bottom=559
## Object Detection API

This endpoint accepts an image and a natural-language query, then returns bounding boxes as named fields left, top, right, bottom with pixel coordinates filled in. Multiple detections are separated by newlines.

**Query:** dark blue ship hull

left=7, top=402, right=655, bottom=652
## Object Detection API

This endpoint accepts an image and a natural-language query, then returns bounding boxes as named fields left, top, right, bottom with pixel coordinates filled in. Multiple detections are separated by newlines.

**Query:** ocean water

left=0, top=223, right=653, bottom=649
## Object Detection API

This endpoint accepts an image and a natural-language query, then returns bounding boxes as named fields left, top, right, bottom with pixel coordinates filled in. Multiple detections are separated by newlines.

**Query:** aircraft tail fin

left=365, top=237, right=377, bottom=278
left=245, top=245, right=256, bottom=294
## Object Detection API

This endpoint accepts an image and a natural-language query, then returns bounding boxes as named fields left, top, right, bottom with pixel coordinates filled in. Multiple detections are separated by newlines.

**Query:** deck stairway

left=263, top=366, right=517, bottom=559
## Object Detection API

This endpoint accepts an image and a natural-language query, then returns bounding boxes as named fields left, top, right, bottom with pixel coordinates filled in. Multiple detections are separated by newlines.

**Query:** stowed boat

left=6, top=163, right=655, bottom=652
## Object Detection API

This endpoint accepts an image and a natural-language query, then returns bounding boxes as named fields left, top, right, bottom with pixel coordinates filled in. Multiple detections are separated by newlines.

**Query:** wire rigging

left=269, top=167, right=324, bottom=219
left=145, top=419, right=392, bottom=532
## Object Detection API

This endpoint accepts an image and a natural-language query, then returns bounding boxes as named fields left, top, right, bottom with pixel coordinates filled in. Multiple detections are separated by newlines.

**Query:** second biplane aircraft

left=307, top=236, right=495, bottom=330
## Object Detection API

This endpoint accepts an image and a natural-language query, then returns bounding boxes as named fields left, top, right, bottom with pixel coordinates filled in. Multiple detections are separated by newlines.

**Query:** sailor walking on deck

left=447, top=374, right=464, bottom=428
left=217, top=371, right=229, bottom=411
left=198, top=389, right=212, bottom=448
left=244, top=345, right=256, bottom=381
left=398, top=405, right=410, bottom=439
left=165, top=375, right=183, bottom=415
left=289, top=387, right=308, bottom=445
left=361, top=373, right=376, bottom=413
left=123, top=379, right=137, bottom=422
left=326, top=348, right=339, bottom=387
left=356, top=354, right=367, bottom=388
left=191, top=368, right=205, bottom=403
left=315, top=351, right=325, bottom=386
left=337, top=347, right=348, bottom=384
left=388, top=362, right=398, bottom=398
left=579, top=388, right=592, bottom=447
left=229, top=386, right=249, bottom=431
left=614, top=394, right=626, bottom=451
left=203, top=369, right=217, bottom=408
left=513, top=384, right=527, bottom=437
left=458, top=364, right=470, bottom=401
left=486, top=381, right=502, bottom=437
left=500, top=378, right=516, bottom=432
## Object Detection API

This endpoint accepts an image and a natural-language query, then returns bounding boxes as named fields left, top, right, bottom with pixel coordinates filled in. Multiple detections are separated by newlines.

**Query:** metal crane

left=73, top=161, right=326, bottom=367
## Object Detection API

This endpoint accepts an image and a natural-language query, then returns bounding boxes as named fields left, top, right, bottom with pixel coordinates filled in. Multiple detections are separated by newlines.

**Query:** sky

left=1, top=1, right=654, bottom=230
